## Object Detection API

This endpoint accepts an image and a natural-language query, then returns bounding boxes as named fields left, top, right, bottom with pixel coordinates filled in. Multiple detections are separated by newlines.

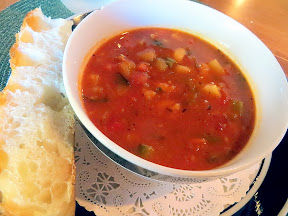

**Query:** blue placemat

left=0, top=0, right=74, bottom=91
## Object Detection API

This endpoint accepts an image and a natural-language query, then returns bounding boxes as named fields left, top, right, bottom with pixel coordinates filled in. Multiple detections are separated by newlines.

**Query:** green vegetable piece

left=231, top=100, right=244, bottom=116
left=206, top=154, right=221, bottom=164
left=155, top=87, right=163, bottom=93
left=138, top=144, right=154, bottom=158
left=165, top=57, right=176, bottom=68
left=204, top=134, right=220, bottom=143
left=82, top=94, right=108, bottom=103
left=153, top=40, right=164, bottom=47
left=115, top=73, right=130, bottom=85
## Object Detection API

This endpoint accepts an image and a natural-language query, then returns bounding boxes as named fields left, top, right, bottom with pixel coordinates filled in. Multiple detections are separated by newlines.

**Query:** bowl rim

left=63, top=0, right=288, bottom=178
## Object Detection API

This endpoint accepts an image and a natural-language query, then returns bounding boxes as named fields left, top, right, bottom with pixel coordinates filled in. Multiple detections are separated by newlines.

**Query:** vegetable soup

left=80, top=28, right=255, bottom=170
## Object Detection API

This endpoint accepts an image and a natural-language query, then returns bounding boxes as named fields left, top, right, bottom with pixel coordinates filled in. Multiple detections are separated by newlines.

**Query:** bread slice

left=0, top=9, right=75, bottom=216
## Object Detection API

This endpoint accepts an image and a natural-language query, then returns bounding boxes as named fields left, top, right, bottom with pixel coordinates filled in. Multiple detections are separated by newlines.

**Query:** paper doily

left=75, top=121, right=261, bottom=216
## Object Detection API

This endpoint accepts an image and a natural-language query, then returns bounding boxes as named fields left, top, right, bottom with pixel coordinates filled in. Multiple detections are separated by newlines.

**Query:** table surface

left=1, top=0, right=288, bottom=77
left=200, top=0, right=288, bottom=78
left=1, top=0, right=287, bottom=216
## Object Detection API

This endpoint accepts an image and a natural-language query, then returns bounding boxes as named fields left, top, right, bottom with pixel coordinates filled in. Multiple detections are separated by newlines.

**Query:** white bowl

left=63, top=0, right=288, bottom=178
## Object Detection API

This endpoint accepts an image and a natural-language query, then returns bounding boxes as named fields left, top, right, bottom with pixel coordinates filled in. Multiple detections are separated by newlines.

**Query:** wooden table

left=0, top=0, right=19, bottom=11
left=200, top=0, right=288, bottom=77
left=1, top=0, right=288, bottom=77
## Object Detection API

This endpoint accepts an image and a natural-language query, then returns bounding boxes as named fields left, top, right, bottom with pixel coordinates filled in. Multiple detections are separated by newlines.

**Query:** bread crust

left=0, top=8, right=75, bottom=216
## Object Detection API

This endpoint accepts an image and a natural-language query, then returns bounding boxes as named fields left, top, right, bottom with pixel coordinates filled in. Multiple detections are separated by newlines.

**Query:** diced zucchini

left=231, top=100, right=244, bottom=116
left=203, top=84, right=221, bottom=97
left=153, top=40, right=164, bottom=47
left=155, top=58, right=168, bottom=71
left=83, top=86, right=108, bottom=102
left=137, top=48, right=156, bottom=62
left=138, top=144, right=154, bottom=158
left=174, top=48, right=186, bottom=62
left=115, top=73, right=129, bottom=85
left=150, top=34, right=165, bottom=47
left=155, top=87, right=163, bottom=93
left=165, top=57, right=176, bottom=68
left=82, top=94, right=108, bottom=103
left=206, top=154, right=221, bottom=164
left=208, top=59, right=225, bottom=76
left=175, top=65, right=191, bottom=74
left=204, top=134, right=220, bottom=143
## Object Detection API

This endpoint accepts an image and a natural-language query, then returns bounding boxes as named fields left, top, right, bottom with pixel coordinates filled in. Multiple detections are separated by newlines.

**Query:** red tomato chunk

left=80, top=28, right=255, bottom=171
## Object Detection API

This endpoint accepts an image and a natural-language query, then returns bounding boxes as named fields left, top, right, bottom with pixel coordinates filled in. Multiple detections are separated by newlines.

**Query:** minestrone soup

left=80, top=28, right=255, bottom=170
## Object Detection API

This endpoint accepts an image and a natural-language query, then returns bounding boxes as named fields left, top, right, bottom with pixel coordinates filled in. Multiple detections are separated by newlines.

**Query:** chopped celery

left=138, top=144, right=154, bottom=158
left=231, top=100, right=244, bottom=116
left=204, top=134, right=220, bottom=143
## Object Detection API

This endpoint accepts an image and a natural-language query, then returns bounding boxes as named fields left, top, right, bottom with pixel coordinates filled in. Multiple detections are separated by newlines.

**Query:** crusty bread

left=0, top=8, right=75, bottom=216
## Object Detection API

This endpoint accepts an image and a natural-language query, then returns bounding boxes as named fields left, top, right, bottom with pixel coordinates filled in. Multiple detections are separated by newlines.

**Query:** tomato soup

left=80, top=28, right=255, bottom=170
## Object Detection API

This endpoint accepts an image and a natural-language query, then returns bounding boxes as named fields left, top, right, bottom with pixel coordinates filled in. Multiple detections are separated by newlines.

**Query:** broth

left=80, top=28, right=255, bottom=170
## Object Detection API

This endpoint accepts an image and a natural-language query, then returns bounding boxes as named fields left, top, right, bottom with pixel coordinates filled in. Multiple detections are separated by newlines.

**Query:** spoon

left=71, top=11, right=93, bottom=30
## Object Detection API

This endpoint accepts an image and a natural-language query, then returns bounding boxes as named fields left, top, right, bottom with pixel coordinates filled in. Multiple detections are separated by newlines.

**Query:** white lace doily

left=75, top=121, right=261, bottom=216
